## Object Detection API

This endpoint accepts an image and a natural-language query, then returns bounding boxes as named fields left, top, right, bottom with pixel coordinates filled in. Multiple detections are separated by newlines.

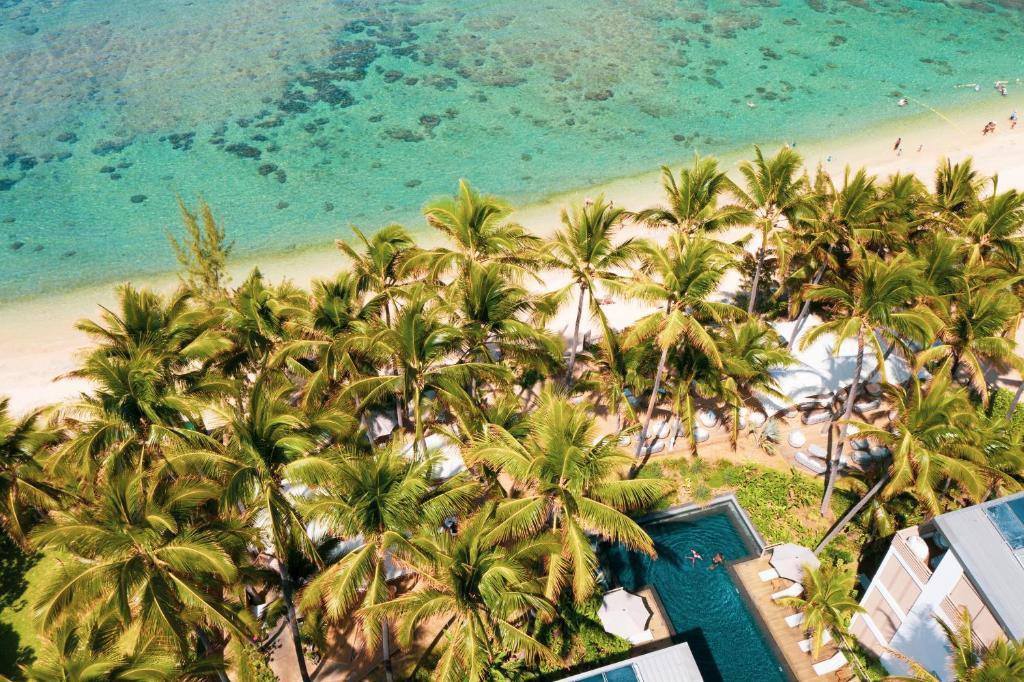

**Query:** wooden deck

left=732, top=557, right=853, bottom=682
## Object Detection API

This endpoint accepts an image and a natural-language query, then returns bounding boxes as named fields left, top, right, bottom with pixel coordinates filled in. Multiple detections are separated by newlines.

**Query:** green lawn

left=0, top=536, right=62, bottom=679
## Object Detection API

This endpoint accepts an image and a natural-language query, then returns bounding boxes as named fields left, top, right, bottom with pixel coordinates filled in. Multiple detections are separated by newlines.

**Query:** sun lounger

left=808, top=443, right=828, bottom=459
left=654, top=420, right=672, bottom=440
left=853, top=450, right=873, bottom=466
left=788, top=430, right=807, bottom=448
left=748, top=411, right=766, bottom=427
left=642, top=441, right=665, bottom=457
left=851, top=438, right=870, bottom=451
left=785, top=612, right=805, bottom=628
left=772, top=582, right=804, bottom=600
left=865, top=383, right=883, bottom=397
left=798, top=400, right=827, bottom=412
left=812, top=651, right=848, bottom=676
left=798, top=629, right=832, bottom=653
left=802, top=410, right=831, bottom=426
left=698, top=409, right=719, bottom=428
left=759, top=567, right=780, bottom=582
left=869, top=446, right=890, bottom=460
left=854, top=398, right=881, bottom=413
left=795, top=451, right=827, bottom=474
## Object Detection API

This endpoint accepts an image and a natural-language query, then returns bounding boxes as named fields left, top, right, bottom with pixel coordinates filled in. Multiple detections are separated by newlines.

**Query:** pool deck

left=634, top=585, right=676, bottom=653
left=732, top=557, right=853, bottom=682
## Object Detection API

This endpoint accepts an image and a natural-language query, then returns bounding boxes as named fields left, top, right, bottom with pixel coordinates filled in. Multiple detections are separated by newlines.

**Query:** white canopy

left=770, top=543, right=821, bottom=583
left=597, top=588, right=652, bottom=643
left=758, top=315, right=912, bottom=416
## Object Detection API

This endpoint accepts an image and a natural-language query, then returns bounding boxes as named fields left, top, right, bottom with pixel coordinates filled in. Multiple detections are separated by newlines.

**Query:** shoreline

left=3, top=94, right=1023, bottom=415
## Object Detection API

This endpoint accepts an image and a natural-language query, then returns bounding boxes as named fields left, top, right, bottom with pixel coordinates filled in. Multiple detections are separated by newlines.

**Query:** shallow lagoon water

left=2, top=0, right=1023, bottom=300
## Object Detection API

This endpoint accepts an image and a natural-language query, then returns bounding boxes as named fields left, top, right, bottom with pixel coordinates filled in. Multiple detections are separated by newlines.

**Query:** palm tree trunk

left=686, top=389, right=698, bottom=456
left=277, top=559, right=313, bottom=682
left=815, top=473, right=890, bottom=554
left=788, top=260, right=828, bottom=347
left=748, top=246, right=764, bottom=315
left=631, top=344, right=670, bottom=467
left=565, top=284, right=587, bottom=385
left=731, top=402, right=740, bottom=451
left=195, top=629, right=231, bottom=682
left=821, top=329, right=865, bottom=515
left=413, top=385, right=425, bottom=456
left=381, top=619, right=395, bottom=682
left=1008, top=381, right=1024, bottom=418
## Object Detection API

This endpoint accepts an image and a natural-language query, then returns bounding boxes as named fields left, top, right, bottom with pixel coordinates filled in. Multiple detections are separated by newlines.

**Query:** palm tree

left=954, top=187, right=1024, bottom=271
left=336, top=224, right=418, bottom=325
left=633, top=157, right=752, bottom=234
left=624, top=233, right=741, bottom=460
left=801, top=251, right=937, bottom=514
left=31, top=473, right=253, bottom=671
left=347, top=289, right=505, bottom=453
left=778, top=560, right=863, bottom=659
left=364, top=505, right=555, bottom=682
left=783, top=166, right=885, bottom=345
left=545, top=196, right=640, bottom=384
left=728, top=146, right=808, bottom=314
left=667, top=341, right=728, bottom=457
left=884, top=607, right=1024, bottom=681
left=0, top=398, right=61, bottom=546
left=717, top=321, right=795, bottom=449
left=211, top=377, right=342, bottom=682
left=444, top=261, right=561, bottom=375
left=272, top=272, right=382, bottom=405
left=917, top=283, right=1023, bottom=400
left=420, top=179, right=539, bottom=278
left=467, top=389, right=670, bottom=602
left=931, top=157, right=985, bottom=219
left=300, top=446, right=480, bottom=679
left=816, top=371, right=993, bottom=552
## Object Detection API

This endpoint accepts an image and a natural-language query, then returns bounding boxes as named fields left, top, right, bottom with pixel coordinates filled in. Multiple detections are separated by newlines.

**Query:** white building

left=851, top=492, right=1024, bottom=680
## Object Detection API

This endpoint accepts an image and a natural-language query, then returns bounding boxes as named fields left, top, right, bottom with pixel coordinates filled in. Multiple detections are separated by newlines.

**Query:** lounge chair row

left=782, top=598, right=849, bottom=677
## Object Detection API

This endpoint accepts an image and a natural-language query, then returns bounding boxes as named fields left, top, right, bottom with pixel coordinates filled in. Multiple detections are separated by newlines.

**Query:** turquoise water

left=2, top=0, right=1023, bottom=301
left=606, top=509, right=789, bottom=682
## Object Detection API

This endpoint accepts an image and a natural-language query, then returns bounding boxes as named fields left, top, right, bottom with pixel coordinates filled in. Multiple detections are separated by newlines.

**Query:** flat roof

left=934, top=491, right=1024, bottom=640
left=556, top=642, right=704, bottom=682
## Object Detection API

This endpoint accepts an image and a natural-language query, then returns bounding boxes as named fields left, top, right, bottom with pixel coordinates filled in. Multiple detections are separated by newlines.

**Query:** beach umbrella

left=597, top=588, right=651, bottom=641
left=770, top=543, right=820, bottom=583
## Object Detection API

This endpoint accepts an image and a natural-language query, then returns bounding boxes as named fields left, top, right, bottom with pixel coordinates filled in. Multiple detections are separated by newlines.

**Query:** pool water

left=605, top=508, right=789, bottom=682
left=578, top=666, right=640, bottom=682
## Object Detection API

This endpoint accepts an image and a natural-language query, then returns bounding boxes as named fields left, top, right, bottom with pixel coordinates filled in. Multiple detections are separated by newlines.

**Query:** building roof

left=555, top=642, right=704, bottom=682
left=934, top=491, right=1024, bottom=640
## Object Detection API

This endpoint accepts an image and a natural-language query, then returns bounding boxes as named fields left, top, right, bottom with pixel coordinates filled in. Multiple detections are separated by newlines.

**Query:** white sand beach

left=3, top=98, right=1024, bottom=415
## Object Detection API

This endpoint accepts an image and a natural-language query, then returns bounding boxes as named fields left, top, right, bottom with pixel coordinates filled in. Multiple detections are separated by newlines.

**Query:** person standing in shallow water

left=893, top=137, right=902, bottom=156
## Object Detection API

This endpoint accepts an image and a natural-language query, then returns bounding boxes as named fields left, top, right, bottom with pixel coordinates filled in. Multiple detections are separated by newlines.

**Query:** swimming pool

left=604, top=502, right=791, bottom=682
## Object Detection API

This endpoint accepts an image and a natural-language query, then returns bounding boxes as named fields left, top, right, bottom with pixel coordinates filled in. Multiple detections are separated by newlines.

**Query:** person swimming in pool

left=689, top=549, right=703, bottom=565
left=709, top=552, right=725, bottom=570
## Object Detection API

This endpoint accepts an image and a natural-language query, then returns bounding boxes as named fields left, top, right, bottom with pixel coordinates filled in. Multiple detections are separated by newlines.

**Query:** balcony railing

left=891, top=531, right=932, bottom=584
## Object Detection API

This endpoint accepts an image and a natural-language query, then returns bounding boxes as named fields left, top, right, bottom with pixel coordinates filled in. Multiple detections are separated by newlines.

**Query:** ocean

left=1, top=0, right=1021, bottom=300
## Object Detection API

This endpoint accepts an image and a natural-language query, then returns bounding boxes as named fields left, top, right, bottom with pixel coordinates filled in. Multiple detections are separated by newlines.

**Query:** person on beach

left=1012, top=111, right=1018, bottom=129
left=893, top=137, right=902, bottom=155
left=983, top=121, right=996, bottom=135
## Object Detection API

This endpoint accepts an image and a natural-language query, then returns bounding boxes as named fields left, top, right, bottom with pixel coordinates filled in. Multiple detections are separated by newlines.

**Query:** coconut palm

left=347, top=289, right=506, bottom=453
left=624, top=233, right=741, bottom=460
left=420, top=179, right=539, bottom=278
left=954, top=187, right=1024, bottom=271
left=444, top=261, right=562, bottom=375
left=31, top=473, right=254, bottom=670
left=545, top=196, right=641, bottom=384
left=778, top=560, right=863, bottom=659
left=667, top=340, right=730, bottom=457
left=728, top=146, right=808, bottom=314
left=364, top=505, right=555, bottom=682
left=336, top=224, right=419, bottom=325
left=884, top=607, right=1024, bottom=681
left=467, top=389, right=669, bottom=602
left=816, top=371, right=993, bottom=552
left=300, top=446, right=480, bottom=678
left=783, top=166, right=885, bottom=345
left=210, top=377, right=343, bottom=682
left=0, top=398, right=61, bottom=546
left=801, top=250, right=938, bottom=514
left=931, top=158, right=985, bottom=219
left=272, top=272, right=382, bottom=405
left=633, top=156, right=752, bottom=235
left=717, top=320, right=795, bottom=449
left=917, top=283, right=1023, bottom=400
